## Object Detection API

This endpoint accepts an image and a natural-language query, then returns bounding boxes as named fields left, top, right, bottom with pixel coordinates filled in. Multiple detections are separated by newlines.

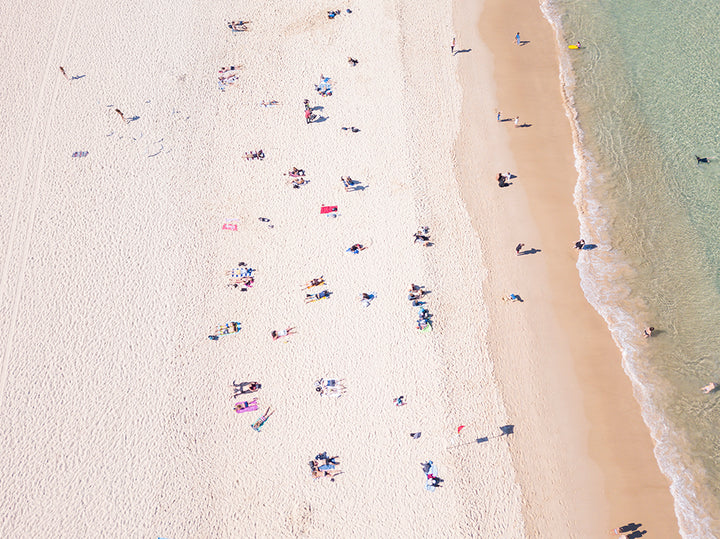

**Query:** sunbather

left=219, top=66, right=242, bottom=74
left=234, top=399, right=258, bottom=412
left=271, top=327, right=297, bottom=340
left=348, top=57, right=358, bottom=66
left=315, top=452, right=339, bottom=465
left=347, top=243, right=366, bottom=254
left=305, top=290, right=330, bottom=302
left=233, top=381, right=261, bottom=395
left=228, top=21, right=249, bottom=31
left=290, top=177, right=307, bottom=189
left=303, top=277, right=325, bottom=289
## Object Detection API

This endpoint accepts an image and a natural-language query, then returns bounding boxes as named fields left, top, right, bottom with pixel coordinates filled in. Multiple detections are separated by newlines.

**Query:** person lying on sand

left=315, top=452, right=339, bottom=465
left=218, top=65, right=242, bottom=74
left=271, top=327, right=297, bottom=340
left=227, top=21, right=249, bottom=31
left=348, top=57, right=359, bottom=66
left=288, top=167, right=305, bottom=177
left=234, top=399, right=257, bottom=412
left=701, top=382, right=718, bottom=394
left=233, top=381, right=261, bottom=395
left=305, top=290, right=330, bottom=303
left=341, top=176, right=357, bottom=191
left=347, top=244, right=367, bottom=254
left=261, top=100, right=279, bottom=107
left=303, top=277, right=325, bottom=289
left=309, top=461, right=343, bottom=480
left=290, top=177, right=307, bottom=189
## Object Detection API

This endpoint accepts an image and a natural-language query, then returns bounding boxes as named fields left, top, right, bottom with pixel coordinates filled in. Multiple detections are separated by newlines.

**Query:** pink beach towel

left=320, top=205, right=338, bottom=214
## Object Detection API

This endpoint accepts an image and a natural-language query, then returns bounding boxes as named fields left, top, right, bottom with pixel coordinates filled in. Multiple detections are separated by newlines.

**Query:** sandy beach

left=454, top=0, right=680, bottom=536
left=0, top=0, right=680, bottom=536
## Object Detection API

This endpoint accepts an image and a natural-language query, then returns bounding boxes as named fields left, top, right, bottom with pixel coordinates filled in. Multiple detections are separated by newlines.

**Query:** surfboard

left=568, top=45, right=580, bottom=49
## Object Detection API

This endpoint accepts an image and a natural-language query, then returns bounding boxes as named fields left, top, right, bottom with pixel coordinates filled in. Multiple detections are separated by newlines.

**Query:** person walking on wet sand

left=115, top=108, right=127, bottom=123
left=515, top=32, right=521, bottom=46
left=643, top=326, right=654, bottom=338
left=515, top=243, right=524, bottom=256
left=59, top=66, right=70, bottom=81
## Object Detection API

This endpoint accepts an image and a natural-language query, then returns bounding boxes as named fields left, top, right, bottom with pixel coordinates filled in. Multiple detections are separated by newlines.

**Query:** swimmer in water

left=696, top=155, right=711, bottom=163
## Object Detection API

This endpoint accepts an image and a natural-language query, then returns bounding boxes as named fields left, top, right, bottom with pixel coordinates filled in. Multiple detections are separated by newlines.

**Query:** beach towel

left=222, top=223, right=238, bottom=231
left=234, top=400, right=259, bottom=413
left=320, top=205, right=338, bottom=214
left=72, top=151, right=88, bottom=158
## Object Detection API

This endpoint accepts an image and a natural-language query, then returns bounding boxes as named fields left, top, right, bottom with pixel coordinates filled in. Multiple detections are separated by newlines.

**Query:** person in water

left=643, top=326, right=654, bottom=338
left=696, top=155, right=711, bottom=163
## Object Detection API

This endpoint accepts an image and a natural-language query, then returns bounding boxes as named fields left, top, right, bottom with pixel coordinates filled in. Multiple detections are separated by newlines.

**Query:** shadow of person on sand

left=518, top=248, right=541, bottom=256
left=454, top=48, right=472, bottom=54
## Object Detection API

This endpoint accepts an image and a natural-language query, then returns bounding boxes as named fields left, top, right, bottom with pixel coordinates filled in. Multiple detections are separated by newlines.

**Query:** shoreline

left=453, top=0, right=680, bottom=535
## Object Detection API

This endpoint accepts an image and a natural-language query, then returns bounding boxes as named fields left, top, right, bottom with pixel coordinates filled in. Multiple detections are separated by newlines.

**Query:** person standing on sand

left=515, top=243, right=524, bottom=256
left=497, top=111, right=501, bottom=122
left=514, top=116, right=520, bottom=128
left=115, top=108, right=127, bottom=123
left=515, top=32, right=521, bottom=46
left=59, top=66, right=69, bottom=81
left=305, top=108, right=312, bottom=124
left=451, top=37, right=455, bottom=55
left=643, top=326, right=654, bottom=338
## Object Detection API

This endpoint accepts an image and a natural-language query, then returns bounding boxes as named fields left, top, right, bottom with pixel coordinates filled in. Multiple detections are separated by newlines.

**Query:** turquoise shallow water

left=541, top=0, right=720, bottom=536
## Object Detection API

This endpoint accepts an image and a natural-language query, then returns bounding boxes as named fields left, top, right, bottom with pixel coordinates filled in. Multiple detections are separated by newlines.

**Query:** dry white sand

left=0, top=0, right=528, bottom=536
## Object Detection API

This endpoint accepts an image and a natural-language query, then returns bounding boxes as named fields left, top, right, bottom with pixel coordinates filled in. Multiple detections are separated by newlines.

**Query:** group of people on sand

left=244, top=149, right=265, bottom=160
left=218, top=68, right=241, bottom=91
left=408, top=284, right=432, bottom=330
left=496, top=172, right=512, bottom=187
left=232, top=381, right=261, bottom=413
left=413, top=226, right=432, bottom=246
left=314, top=378, right=347, bottom=397
left=327, top=8, right=352, bottom=19
left=310, top=453, right=342, bottom=480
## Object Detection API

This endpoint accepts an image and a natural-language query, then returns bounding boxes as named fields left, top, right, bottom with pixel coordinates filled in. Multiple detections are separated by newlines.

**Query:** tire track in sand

left=0, top=0, right=82, bottom=410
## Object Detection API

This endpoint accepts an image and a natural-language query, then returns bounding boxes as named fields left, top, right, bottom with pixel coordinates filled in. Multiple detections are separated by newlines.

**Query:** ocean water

left=541, top=0, right=720, bottom=536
